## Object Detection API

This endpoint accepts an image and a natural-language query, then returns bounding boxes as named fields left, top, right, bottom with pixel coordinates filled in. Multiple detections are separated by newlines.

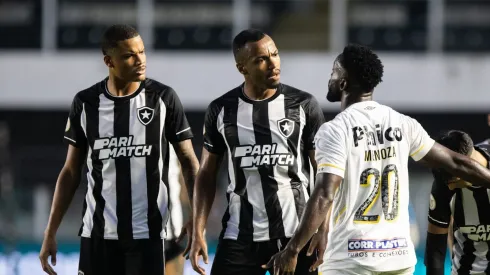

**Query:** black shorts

left=211, top=237, right=318, bottom=275
left=78, top=237, right=164, bottom=275
left=164, top=239, right=185, bottom=261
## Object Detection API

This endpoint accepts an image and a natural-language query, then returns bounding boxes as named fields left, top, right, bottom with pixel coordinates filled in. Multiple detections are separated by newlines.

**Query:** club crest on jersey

left=277, top=118, right=294, bottom=138
left=137, top=106, right=154, bottom=126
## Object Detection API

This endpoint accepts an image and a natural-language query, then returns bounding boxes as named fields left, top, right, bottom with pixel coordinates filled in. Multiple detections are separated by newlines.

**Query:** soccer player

left=38, top=24, right=199, bottom=275
left=189, top=29, right=327, bottom=275
left=263, top=44, right=490, bottom=275
left=425, top=130, right=490, bottom=275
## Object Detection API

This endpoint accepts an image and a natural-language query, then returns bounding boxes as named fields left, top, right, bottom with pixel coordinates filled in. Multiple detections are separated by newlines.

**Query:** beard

left=327, top=82, right=341, bottom=102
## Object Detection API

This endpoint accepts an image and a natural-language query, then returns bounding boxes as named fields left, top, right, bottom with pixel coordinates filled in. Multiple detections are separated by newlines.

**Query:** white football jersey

left=315, top=101, right=435, bottom=272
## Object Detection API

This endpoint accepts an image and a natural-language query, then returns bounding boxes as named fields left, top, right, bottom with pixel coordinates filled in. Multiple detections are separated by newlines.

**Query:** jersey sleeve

left=314, top=121, right=347, bottom=178
left=63, top=95, right=87, bottom=149
left=203, top=101, right=226, bottom=155
left=428, top=175, right=455, bottom=228
left=163, top=87, right=194, bottom=143
left=302, top=96, right=326, bottom=150
left=405, top=116, right=435, bottom=161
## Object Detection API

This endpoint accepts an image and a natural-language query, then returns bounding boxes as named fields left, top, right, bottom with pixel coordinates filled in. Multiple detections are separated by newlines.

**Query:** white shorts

left=320, top=266, right=414, bottom=275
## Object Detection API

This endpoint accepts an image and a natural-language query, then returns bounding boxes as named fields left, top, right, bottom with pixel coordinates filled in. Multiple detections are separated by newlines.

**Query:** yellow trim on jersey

left=318, top=163, right=345, bottom=171
left=410, top=145, right=424, bottom=157
left=334, top=206, right=347, bottom=224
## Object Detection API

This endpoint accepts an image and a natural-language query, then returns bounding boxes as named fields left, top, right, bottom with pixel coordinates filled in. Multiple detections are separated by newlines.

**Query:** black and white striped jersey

left=63, top=78, right=193, bottom=240
left=429, top=144, right=490, bottom=274
left=203, top=83, right=325, bottom=241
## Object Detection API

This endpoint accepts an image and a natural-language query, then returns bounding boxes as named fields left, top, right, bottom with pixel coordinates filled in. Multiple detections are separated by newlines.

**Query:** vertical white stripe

left=462, top=188, right=480, bottom=225
left=165, top=145, right=183, bottom=240
left=268, top=94, right=299, bottom=236
left=157, top=98, right=169, bottom=238
left=237, top=98, right=269, bottom=240
left=98, top=94, right=118, bottom=238
left=129, top=92, right=149, bottom=238
left=80, top=103, right=95, bottom=237
left=298, top=106, right=311, bottom=200
left=216, top=108, right=240, bottom=240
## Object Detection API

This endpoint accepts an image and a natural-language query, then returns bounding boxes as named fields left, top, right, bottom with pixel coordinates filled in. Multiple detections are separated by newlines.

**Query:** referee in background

left=38, top=24, right=199, bottom=275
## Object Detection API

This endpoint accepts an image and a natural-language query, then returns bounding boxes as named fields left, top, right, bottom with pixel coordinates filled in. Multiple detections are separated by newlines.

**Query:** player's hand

left=262, top=246, right=298, bottom=275
left=189, top=235, right=208, bottom=275
left=448, top=178, right=473, bottom=190
left=176, top=220, right=193, bottom=257
left=306, top=232, right=327, bottom=272
left=39, top=234, right=58, bottom=275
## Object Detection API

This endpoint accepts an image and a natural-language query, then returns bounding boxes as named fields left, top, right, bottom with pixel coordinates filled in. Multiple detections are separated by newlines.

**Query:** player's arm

left=45, top=145, right=86, bottom=237
left=192, top=148, right=222, bottom=239
left=421, top=142, right=490, bottom=188
left=285, top=122, right=346, bottom=255
left=405, top=116, right=490, bottom=188
left=189, top=101, right=226, bottom=274
left=173, top=139, right=199, bottom=204
left=424, top=177, right=454, bottom=275
left=304, top=96, right=329, bottom=233
left=164, top=87, right=198, bottom=204
left=41, top=95, right=87, bottom=274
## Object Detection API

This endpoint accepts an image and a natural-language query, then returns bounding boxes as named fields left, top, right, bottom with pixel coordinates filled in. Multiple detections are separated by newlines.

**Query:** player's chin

left=265, top=79, right=281, bottom=89
left=326, top=91, right=341, bottom=102
left=133, top=74, right=146, bottom=81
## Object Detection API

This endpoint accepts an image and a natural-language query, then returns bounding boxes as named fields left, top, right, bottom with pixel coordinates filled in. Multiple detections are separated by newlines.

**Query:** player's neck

left=341, top=92, right=373, bottom=110
left=106, top=75, right=141, bottom=97
left=243, top=82, right=277, bottom=101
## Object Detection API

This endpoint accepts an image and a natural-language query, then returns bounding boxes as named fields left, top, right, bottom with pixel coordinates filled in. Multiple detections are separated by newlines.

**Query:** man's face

left=239, top=36, right=281, bottom=89
left=327, top=60, right=345, bottom=102
left=105, top=35, right=146, bottom=82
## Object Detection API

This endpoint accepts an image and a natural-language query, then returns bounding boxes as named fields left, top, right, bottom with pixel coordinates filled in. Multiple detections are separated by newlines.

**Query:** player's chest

left=219, top=103, right=306, bottom=146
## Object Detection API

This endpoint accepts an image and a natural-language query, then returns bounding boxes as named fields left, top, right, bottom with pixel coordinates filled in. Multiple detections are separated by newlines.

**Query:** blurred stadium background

left=1, top=0, right=490, bottom=274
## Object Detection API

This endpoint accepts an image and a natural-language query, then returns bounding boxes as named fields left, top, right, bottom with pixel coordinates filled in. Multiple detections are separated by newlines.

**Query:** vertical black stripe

left=85, top=97, right=105, bottom=238
left=301, top=143, right=312, bottom=195
left=223, top=100, right=254, bottom=241
left=455, top=189, right=476, bottom=274
left=114, top=100, right=133, bottom=240
left=473, top=189, right=490, bottom=273
left=284, top=96, right=305, bottom=220
left=253, top=102, right=286, bottom=239
left=146, top=92, right=163, bottom=239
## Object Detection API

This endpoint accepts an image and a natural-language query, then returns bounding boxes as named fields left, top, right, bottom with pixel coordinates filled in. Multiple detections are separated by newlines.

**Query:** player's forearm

left=425, top=232, right=447, bottom=275
left=44, top=168, right=81, bottom=236
left=180, top=155, right=199, bottom=205
left=192, top=169, right=217, bottom=239
left=286, top=183, right=335, bottom=254
left=451, top=155, right=490, bottom=188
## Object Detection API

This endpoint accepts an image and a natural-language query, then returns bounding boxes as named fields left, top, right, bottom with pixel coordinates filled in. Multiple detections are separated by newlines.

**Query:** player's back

left=318, top=101, right=434, bottom=271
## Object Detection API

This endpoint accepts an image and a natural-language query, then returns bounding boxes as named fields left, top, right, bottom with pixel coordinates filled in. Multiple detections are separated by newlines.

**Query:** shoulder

left=316, top=118, right=347, bottom=140
left=74, top=80, right=105, bottom=104
left=475, top=144, right=490, bottom=162
left=281, top=84, right=316, bottom=103
left=144, top=78, right=178, bottom=99
left=208, top=86, right=242, bottom=110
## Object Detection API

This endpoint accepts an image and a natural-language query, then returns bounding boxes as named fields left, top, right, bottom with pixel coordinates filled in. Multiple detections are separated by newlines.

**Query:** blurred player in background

left=189, top=29, right=327, bottom=275
left=38, top=24, right=199, bottom=275
left=425, top=130, right=490, bottom=275
left=164, top=145, right=186, bottom=275
left=264, top=43, right=490, bottom=275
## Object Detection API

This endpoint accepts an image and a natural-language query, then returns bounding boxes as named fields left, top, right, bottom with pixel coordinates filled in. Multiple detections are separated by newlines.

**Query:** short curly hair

left=101, top=24, right=140, bottom=55
left=433, top=130, right=474, bottom=182
left=337, top=44, right=384, bottom=92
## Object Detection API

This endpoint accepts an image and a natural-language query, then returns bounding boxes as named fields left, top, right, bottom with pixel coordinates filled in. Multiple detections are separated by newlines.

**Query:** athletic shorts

left=164, top=239, right=185, bottom=261
left=321, top=266, right=414, bottom=275
left=210, top=236, right=318, bottom=275
left=78, top=237, right=164, bottom=275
